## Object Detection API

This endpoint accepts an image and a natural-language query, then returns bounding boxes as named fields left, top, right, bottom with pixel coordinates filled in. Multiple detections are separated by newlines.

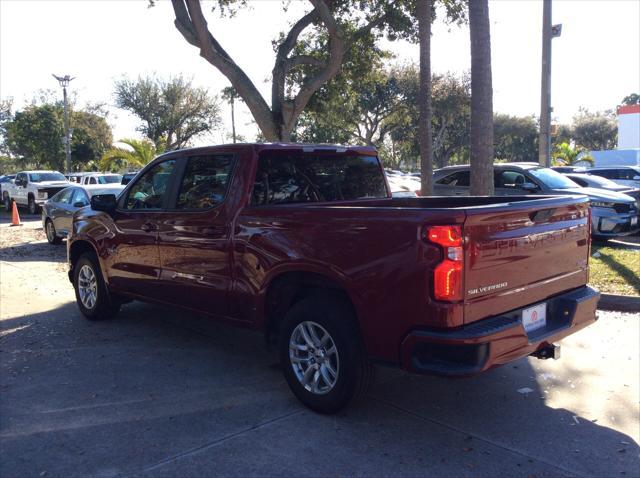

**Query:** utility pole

left=538, top=1, right=562, bottom=167
left=53, top=74, right=75, bottom=173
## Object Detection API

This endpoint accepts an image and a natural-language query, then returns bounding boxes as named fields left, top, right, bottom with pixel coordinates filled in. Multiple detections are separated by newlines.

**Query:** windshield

left=528, top=168, right=580, bottom=189
left=98, top=175, right=122, bottom=184
left=29, top=172, right=66, bottom=182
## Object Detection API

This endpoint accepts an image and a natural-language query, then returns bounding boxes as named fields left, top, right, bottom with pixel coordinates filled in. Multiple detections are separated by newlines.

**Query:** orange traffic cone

left=10, top=200, right=22, bottom=227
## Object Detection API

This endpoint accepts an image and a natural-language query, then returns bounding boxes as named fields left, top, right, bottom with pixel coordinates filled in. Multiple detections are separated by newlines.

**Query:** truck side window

left=176, top=154, right=235, bottom=210
left=124, top=160, right=176, bottom=210
left=252, top=154, right=387, bottom=205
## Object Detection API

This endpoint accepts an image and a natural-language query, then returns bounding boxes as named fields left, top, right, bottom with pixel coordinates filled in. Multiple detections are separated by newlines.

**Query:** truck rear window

left=251, top=153, right=387, bottom=205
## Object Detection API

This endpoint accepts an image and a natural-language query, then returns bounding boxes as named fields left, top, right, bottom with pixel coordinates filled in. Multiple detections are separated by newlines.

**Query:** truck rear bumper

left=400, top=285, right=600, bottom=376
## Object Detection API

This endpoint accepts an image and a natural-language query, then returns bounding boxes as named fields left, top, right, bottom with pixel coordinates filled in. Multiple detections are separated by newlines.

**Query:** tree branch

left=172, top=0, right=278, bottom=139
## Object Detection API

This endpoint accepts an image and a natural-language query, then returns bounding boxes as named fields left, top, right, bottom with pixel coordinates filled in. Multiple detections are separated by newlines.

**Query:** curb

left=598, top=293, right=640, bottom=313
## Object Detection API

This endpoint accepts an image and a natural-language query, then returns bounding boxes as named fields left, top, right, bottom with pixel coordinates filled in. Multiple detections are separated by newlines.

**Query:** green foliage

left=571, top=108, right=617, bottom=152
left=6, top=103, right=65, bottom=170
left=114, top=75, right=221, bottom=150
left=493, top=114, right=538, bottom=162
left=4, top=102, right=113, bottom=172
left=621, top=93, right=639, bottom=106
left=100, top=138, right=164, bottom=172
left=383, top=67, right=471, bottom=170
left=552, top=142, right=594, bottom=167
left=70, top=111, right=113, bottom=170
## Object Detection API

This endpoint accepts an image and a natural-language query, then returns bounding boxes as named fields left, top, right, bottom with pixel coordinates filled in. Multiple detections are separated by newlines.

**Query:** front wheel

left=3, top=195, right=11, bottom=212
left=73, top=252, right=120, bottom=320
left=279, top=295, right=374, bottom=414
left=28, top=196, right=39, bottom=215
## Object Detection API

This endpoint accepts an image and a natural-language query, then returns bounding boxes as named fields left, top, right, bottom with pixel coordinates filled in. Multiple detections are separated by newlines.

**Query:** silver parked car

left=41, top=184, right=124, bottom=244
left=433, top=163, right=639, bottom=239
left=585, top=166, right=640, bottom=189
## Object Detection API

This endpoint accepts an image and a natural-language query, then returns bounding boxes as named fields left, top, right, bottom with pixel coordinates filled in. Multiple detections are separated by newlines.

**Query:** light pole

left=53, top=74, right=75, bottom=173
left=538, top=0, right=562, bottom=167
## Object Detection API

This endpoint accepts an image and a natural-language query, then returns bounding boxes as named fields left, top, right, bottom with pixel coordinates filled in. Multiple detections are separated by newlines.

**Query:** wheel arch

left=68, top=239, right=105, bottom=283
left=262, top=269, right=362, bottom=347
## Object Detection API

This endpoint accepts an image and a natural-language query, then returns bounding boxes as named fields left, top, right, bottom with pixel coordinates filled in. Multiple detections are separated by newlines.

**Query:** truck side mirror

left=90, top=194, right=117, bottom=214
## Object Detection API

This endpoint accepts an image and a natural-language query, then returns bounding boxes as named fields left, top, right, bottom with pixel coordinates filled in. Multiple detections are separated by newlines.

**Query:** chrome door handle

left=141, top=222, right=157, bottom=232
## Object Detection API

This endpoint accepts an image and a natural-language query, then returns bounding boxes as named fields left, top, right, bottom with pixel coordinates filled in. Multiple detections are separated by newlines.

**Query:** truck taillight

left=426, top=225, right=463, bottom=301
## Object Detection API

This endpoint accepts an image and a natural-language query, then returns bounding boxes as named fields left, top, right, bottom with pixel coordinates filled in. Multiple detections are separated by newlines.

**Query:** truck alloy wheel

left=279, top=296, right=373, bottom=413
left=73, top=253, right=121, bottom=320
left=289, top=321, right=340, bottom=395
left=78, top=264, right=98, bottom=310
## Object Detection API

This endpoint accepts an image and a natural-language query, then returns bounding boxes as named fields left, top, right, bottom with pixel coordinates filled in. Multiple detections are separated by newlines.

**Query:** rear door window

left=176, top=154, right=235, bottom=210
left=252, top=153, right=387, bottom=205
left=436, top=171, right=470, bottom=187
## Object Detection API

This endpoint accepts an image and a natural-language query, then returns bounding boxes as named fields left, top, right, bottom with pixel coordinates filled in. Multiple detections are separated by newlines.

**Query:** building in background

left=576, top=104, right=640, bottom=167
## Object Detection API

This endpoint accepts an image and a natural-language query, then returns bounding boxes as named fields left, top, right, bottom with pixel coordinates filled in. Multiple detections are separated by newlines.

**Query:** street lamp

left=53, top=74, right=75, bottom=173
left=538, top=0, right=562, bottom=167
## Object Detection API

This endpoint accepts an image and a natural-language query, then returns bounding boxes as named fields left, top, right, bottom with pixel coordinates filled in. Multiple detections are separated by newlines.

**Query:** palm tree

left=552, top=142, right=594, bottom=167
left=417, top=0, right=434, bottom=196
left=468, top=0, right=494, bottom=195
left=100, top=138, right=164, bottom=171
left=221, top=86, right=239, bottom=143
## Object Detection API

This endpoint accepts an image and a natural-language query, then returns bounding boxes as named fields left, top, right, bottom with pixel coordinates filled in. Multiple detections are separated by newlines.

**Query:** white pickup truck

left=67, top=172, right=122, bottom=186
left=3, top=170, right=71, bottom=215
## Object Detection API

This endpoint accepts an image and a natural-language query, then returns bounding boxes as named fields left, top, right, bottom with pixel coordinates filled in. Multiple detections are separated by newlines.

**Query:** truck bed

left=235, top=194, right=591, bottom=362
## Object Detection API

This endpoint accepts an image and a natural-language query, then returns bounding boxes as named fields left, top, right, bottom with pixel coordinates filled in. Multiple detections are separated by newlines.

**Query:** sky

left=1, top=0, right=639, bottom=146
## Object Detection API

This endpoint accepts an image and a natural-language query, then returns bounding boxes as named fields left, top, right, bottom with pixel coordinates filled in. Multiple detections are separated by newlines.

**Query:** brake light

left=426, top=225, right=464, bottom=301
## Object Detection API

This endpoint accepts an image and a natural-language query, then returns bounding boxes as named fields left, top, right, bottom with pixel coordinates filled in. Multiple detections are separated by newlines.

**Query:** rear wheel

left=279, top=295, right=374, bottom=414
left=45, top=218, right=62, bottom=245
left=73, top=252, right=120, bottom=320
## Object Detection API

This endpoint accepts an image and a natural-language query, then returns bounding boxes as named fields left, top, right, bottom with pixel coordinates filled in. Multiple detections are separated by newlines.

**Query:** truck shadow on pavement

left=1, top=300, right=638, bottom=478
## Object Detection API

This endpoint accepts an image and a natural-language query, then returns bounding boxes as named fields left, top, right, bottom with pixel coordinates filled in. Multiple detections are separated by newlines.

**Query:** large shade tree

left=168, top=0, right=419, bottom=142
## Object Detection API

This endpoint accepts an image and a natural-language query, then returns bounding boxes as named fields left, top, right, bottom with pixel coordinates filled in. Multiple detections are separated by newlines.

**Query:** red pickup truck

left=67, top=143, right=599, bottom=413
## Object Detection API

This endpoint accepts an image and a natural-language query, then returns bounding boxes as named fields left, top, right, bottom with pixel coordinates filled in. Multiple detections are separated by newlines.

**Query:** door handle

left=141, top=222, right=157, bottom=232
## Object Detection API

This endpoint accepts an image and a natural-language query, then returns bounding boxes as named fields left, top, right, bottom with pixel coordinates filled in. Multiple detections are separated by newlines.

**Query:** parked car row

left=2, top=170, right=130, bottom=215
left=384, top=164, right=639, bottom=240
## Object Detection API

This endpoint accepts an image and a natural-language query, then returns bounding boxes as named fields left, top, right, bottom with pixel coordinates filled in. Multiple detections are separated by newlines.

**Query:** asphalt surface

left=1, top=216, right=639, bottom=478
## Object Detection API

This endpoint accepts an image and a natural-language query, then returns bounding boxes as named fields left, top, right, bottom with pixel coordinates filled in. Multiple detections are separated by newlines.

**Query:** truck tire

left=3, top=194, right=11, bottom=212
left=279, top=294, right=374, bottom=414
left=45, top=218, right=62, bottom=245
left=73, top=252, right=121, bottom=320
left=28, top=195, right=39, bottom=215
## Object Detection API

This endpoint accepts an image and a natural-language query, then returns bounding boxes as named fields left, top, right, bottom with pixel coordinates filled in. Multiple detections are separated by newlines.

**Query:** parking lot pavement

left=1, top=217, right=639, bottom=477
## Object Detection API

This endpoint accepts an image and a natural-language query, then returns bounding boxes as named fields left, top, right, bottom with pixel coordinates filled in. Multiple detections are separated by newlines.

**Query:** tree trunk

left=417, top=0, right=433, bottom=196
left=469, top=0, right=494, bottom=195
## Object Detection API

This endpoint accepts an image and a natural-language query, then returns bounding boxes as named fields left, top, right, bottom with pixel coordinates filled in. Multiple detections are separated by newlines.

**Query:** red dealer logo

left=531, top=310, right=538, bottom=322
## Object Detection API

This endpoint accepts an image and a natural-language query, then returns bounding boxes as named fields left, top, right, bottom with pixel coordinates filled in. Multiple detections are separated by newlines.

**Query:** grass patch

left=589, top=243, right=640, bottom=296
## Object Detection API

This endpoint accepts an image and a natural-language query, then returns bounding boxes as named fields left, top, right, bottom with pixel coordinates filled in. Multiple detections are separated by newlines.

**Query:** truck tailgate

left=463, top=197, right=590, bottom=324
